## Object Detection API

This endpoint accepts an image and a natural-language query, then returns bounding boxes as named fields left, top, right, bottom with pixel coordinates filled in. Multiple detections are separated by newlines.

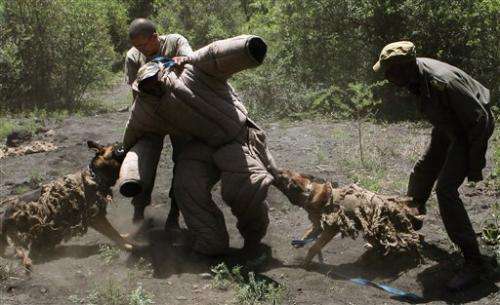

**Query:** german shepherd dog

left=0, top=141, right=136, bottom=271
left=270, top=168, right=423, bottom=265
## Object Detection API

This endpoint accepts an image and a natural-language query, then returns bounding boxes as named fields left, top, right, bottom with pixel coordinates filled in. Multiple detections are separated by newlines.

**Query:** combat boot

left=446, top=260, right=483, bottom=291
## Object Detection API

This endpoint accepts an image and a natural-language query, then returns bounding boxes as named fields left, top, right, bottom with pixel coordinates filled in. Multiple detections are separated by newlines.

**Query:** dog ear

left=87, top=140, right=104, bottom=154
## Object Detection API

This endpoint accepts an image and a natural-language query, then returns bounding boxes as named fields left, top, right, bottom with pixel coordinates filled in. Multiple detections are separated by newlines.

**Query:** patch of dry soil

left=0, top=112, right=498, bottom=305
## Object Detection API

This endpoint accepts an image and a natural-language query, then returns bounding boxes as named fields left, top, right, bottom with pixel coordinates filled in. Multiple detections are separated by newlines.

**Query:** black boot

left=133, top=206, right=145, bottom=223
left=164, top=197, right=180, bottom=231
left=446, top=260, right=484, bottom=291
left=409, top=202, right=426, bottom=231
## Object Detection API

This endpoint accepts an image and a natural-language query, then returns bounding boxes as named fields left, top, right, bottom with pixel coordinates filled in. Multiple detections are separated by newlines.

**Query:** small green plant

left=314, top=145, right=327, bottom=165
left=128, top=284, right=155, bottom=305
left=235, top=272, right=286, bottom=305
left=93, top=280, right=127, bottom=305
left=98, top=244, right=120, bottom=265
left=482, top=202, right=500, bottom=258
left=486, top=131, right=500, bottom=192
left=14, top=185, right=30, bottom=195
left=134, top=257, right=154, bottom=277
left=210, top=263, right=286, bottom=305
left=0, top=119, right=18, bottom=141
left=211, top=262, right=234, bottom=290
left=28, top=170, right=43, bottom=187
left=344, top=157, right=387, bottom=193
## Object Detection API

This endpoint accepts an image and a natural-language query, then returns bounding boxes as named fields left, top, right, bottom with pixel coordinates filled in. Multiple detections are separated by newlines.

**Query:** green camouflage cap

left=373, top=41, right=416, bottom=73
left=132, top=61, right=161, bottom=92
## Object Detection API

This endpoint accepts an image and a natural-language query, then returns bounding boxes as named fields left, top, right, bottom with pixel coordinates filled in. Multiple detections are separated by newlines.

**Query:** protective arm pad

left=188, top=35, right=267, bottom=78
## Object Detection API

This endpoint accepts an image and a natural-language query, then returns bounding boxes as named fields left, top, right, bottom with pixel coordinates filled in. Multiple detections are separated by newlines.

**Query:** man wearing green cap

left=124, top=18, right=192, bottom=228
left=373, top=41, right=495, bottom=290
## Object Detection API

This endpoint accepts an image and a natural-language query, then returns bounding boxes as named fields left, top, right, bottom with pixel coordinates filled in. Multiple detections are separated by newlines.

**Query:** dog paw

left=122, top=243, right=135, bottom=252
left=22, top=258, right=33, bottom=272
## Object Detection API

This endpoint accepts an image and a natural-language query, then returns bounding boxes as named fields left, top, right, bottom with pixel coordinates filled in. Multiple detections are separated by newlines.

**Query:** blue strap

left=151, top=56, right=176, bottom=68
left=334, top=272, right=423, bottom=302
left=291, top=237, right=422, bottom=302
left=291, top=237, right=316, bottom=247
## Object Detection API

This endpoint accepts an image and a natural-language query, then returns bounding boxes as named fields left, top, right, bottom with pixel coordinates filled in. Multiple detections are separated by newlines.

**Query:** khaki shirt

left=124, top=34, right=193, bottom=85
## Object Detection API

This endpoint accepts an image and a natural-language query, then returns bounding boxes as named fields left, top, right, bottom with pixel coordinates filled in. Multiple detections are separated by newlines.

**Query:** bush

left=0, top=0, right=127, bottom=112
left=150, top=0, right=499, bottom=120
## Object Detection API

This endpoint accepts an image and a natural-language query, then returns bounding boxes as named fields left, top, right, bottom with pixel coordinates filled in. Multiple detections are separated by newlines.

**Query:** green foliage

left=148, top=0, right=498, bottom=120
left=153, top=0, right=246, bottom=48
left=98, top=244, right=120, bottom=265
left=486, top=130, right=500, bottom=192
left=235, top=272, right=286, bottom=305
left=482, top=202, right=500, bottom=259
left=14, top=185, right=30, bottom=195
left=28, top=169, right=43, bottom=187
left=210, top=263, right=286, bottom=304
left=0, top=0, right=128, bottom=112
left=0, top=119, right=17, bottom=141
left=129, top=284, right=155, bottom=305
left=1, top=0, right=498, bottom=119
left=210, top=262, right=236, bottom=290
left=70, top=280, right=156, bottom=305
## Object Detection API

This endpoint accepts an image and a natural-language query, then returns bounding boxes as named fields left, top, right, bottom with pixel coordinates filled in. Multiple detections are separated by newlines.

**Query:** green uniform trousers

left=408, top=120, right=495, bottom=261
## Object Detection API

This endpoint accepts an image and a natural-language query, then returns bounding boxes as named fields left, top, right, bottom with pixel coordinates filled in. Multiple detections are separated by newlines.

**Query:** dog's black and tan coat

left=0, top=141, right=135, bottom=270
left=271, top=169, right=424, bottom=265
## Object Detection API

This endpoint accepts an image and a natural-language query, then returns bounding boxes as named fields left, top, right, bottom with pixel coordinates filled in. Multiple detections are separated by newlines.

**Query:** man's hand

left=169, top=56, right=189, bottom=75
left=172, top=56, right=190, bottom=67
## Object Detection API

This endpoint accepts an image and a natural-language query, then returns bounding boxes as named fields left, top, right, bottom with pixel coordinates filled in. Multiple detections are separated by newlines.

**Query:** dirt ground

left=1, top=93, right=499, bottom=304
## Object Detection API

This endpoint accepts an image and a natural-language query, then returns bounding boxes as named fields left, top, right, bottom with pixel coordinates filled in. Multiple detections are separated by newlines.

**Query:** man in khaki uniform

left=124, top=18, right=192, bottom=227
left=122, top=35, right=275, bottom=257
left=373, top=41, right=495, bottom=291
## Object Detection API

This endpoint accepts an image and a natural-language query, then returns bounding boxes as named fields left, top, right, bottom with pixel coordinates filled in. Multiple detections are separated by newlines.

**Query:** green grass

left=135, top=258, right=153, bottom=275
left=0, top=119, right=18, bottom=141
left=98, top=244, right=120, bottom=265
left=211, top=263, right=286, bottom=305
left=14, top=185, right=31, bottom=195
left=128, top=284, right=155, bottom=305
left=69, top=278, right=155, bottom=305
left=482, top=201, right=500, bottom=259
left=486, top=130, right=500, bottom=191
left=344, top=157, right=387, bottom=193
left=314, top=145, right=328, bottom=165
left=235, top=272, right=286, bottom=305
left=211, top=262, right=237, bottom=290
left=0, top=108, right=71, bottom=142
left=28, top=169, right=43, bottom=186
left=92, top=279, right=128, bottom=305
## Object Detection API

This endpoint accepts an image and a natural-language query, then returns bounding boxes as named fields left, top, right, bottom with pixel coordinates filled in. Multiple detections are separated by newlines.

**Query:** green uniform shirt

left=414, top=57, right=492, bottom=176
left=124, top=33, right=193, bottom=85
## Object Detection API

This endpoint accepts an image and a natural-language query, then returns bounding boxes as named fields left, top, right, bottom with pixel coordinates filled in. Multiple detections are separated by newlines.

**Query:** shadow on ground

left=278, top=241, right=499, bottom=304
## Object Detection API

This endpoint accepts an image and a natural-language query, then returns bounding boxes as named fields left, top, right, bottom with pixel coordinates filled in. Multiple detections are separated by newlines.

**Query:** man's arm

left=173, top=34, right=193, bottom=57
left=445, top=79, right=490, bottom=181
left=124, top=51, right=141, bottom=86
